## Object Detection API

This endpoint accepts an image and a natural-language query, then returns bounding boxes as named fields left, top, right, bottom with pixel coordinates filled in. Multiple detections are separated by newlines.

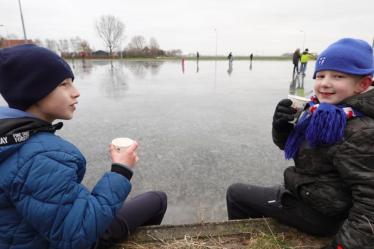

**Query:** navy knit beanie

left=0, top=44, right=74, bottom=110
left=313, top=38, right=374, bottom=79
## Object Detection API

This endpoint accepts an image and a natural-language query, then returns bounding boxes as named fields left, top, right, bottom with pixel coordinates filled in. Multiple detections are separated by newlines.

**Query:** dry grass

left=111, top=217, right=330, bottom=249
left=117, top=231, right=326, bottom=249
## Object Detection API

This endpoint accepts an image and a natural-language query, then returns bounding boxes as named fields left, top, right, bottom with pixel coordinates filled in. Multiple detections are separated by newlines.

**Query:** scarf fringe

left=285, top=112, right=309, bottom=159
left=305, top=103, right=346, bottom=147
left=284, top=102, right=349, bottom=160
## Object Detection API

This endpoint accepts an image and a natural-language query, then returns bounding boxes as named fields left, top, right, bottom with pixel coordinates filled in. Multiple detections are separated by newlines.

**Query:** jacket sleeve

left=333, top=128, right=374, bottom=248
left=10, top=151, right=132, bottom=249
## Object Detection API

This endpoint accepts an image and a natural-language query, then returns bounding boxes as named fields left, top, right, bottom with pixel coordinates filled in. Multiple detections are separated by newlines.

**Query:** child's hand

left=109, top=142, right=139, bottom=169
left=273, top=99, right=296, bottom=131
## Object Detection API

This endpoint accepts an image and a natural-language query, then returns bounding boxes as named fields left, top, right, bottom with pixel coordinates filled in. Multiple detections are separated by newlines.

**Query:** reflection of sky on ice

left=0, top=59, right=315, bottom=224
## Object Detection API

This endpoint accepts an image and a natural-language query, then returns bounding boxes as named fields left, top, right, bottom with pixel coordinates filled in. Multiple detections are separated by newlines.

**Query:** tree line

left=0, top=15, right=182, bottom=58
left=95, top=15, right=181, bottom=58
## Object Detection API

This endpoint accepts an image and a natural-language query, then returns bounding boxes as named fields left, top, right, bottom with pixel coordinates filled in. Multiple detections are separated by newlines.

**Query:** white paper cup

left=287, top=95, right=310, bottom=124
left=111, top=137, right=135, bottom=152
left=287, top=95, right=309, bottom=111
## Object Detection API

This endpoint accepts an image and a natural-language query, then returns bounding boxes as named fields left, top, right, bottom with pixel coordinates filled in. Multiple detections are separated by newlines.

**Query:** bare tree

left=70, top=36, right=83, bottom=53
left=149, top=37, right=160, bottom=57
left=149, top=37, right=159, bottom=50
left=95, top=15, right=125, bottom=55
left=128, top=35, right=146, bottom=50
left=58, top=39, right=70, bottom=54
left=45, top=39, right=58, bottom=52
left=79, top=40, right=92, bottom=54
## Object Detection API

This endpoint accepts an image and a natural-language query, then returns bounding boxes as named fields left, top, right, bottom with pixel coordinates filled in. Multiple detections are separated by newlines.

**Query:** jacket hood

left=342, top=88, right=374, bottom=118
left=0, top=107, right=62, bottom=163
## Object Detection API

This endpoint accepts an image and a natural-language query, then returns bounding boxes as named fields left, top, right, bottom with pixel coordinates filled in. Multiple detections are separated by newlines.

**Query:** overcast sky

left=1, top=0, right=373, bottom=55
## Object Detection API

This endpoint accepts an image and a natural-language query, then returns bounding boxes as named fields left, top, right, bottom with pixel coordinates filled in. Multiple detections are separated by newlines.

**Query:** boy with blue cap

left=0, top=44, right=167, bottom=249
left=227, top=38, right=374, bottom=249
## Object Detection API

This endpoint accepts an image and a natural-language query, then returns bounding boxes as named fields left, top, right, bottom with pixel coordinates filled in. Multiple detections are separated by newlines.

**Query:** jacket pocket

left=299, top=182, right=352, bottom=217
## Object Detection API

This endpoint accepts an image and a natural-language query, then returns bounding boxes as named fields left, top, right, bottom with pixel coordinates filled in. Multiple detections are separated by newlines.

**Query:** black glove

left=272, top=99, right=296, bottom=132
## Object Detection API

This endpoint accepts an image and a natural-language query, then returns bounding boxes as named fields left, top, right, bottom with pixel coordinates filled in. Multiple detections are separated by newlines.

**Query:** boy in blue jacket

left=0, top=44, right=167, bottom=249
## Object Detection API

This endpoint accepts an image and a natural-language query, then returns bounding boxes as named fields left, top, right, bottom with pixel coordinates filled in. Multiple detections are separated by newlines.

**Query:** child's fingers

left=109, top=144, right=114, bottom=152
left=127, top=141, right=138, bottom=152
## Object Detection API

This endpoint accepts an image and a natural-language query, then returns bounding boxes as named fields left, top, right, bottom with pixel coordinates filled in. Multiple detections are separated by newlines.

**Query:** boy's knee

left=226, top=183, right=248, bottom=202
left=150, top=191, right=167, bottom=211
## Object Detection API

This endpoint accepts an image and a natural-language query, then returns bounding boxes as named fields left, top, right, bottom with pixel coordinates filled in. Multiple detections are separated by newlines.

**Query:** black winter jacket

left=273, top=90, right=374, bottom=249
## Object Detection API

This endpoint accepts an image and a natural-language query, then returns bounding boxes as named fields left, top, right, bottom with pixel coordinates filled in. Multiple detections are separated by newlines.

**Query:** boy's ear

left=356, top=76, right=373, bottom=93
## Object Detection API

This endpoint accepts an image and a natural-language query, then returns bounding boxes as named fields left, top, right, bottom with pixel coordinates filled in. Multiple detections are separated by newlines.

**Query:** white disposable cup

left=287, top=95, right=310, bottom=124
left=287, top=95, right=309, bottom=111
left=111, top=137, right=135, bottom=152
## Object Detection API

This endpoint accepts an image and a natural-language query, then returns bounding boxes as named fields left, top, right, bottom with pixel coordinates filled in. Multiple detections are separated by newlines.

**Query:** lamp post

left=214, top=28, right=218, bottom=59
left=18, top=0, right=28, bottom=43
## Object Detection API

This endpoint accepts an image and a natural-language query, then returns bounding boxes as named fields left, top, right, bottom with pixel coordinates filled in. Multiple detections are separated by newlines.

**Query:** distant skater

left=292, top=48, right=301, bottom=75
left=227, top=52, right=233, bottom=75
left=300, top=48, right=312, bottom=75
left=249, top=53, right=253, bottom=70
left=228, top=52, right=233, bottom=63
left=181, top=57, right=185, bottom=73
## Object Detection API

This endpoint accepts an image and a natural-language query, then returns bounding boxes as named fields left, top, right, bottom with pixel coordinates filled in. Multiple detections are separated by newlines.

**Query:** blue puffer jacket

left=0, top=107, right=132, bottom=249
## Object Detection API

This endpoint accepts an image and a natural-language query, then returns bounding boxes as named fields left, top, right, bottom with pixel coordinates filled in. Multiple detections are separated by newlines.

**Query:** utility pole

left=18, top=0, right=28, bottom=43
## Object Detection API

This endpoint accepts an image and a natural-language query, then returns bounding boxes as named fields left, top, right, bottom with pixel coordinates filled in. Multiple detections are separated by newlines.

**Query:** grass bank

left=111, top=219, right=330, bottom=249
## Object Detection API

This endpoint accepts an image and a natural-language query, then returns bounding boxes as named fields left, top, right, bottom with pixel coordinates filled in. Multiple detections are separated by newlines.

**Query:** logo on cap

left=318, top=56, right=326, bottom=65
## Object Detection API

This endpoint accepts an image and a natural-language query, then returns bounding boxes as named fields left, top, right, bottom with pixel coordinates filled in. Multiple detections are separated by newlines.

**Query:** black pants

left=293, top=63, right=299, bottom=75
left=96, top=191, right=167, bottom=248
left=226, top=183, right=343, bottom=236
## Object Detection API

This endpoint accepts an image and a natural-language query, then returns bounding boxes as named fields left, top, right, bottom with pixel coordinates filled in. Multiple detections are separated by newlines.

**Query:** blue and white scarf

left=284, top=96, right=362, bottom=160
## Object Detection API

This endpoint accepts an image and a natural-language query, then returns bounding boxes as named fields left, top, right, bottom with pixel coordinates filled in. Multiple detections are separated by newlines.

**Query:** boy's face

left=34, top=78, right=80, bottom=122
left=314, top=70, right=369, bottom=104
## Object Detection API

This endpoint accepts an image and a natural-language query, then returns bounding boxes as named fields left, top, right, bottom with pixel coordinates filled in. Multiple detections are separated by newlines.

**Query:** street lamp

left=18, top=0, right=28, bottom=43
left=214, top=28, right=218, bottom=59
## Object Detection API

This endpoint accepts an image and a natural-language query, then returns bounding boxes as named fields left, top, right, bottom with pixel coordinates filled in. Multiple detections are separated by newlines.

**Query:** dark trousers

left=96, top=191, right=167, bottom=248
left=226, top=183, right=343, bottom=236
left=300, top=62, right=307, bottom=74
left=293, top=63, right=299, bottom=75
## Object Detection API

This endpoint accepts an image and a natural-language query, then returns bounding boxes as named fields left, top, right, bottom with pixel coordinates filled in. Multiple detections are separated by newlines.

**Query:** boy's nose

left=71, top=85, right=80, bottom=98
left=320, top=77, right=331, bottom=87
